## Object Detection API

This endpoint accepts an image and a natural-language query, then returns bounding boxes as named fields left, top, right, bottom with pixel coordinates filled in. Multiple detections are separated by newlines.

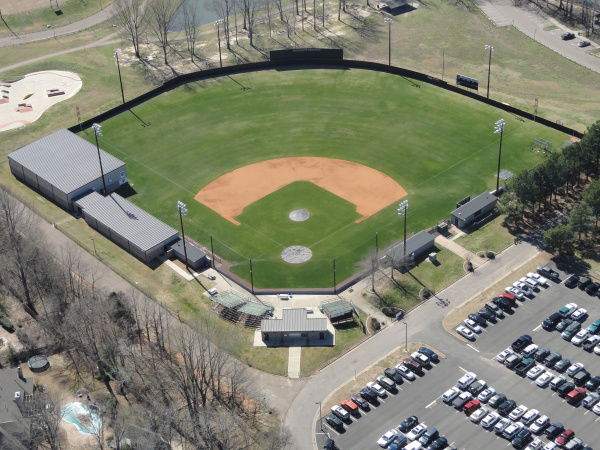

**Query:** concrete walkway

left=288, top=347, right=302, bottom=379
left=434, top=234, right=486, bottom=266
left=476, top=0, right=600, bottom=74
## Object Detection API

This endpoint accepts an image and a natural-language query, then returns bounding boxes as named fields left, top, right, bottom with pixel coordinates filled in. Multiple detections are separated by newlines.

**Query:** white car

left=508, top=404, right=528, bottom=421
left=496, top=348, right=513, bottom=363
left=410, top=352, right=429, bottom=366
left=561, top=303, right=578, bottom=316
left=505, top=287, right=525, bottom=300
left=457, top=372, right=477, bottom=389
left=395, top=364, right=416, bottom=381
left=583, top=335, right=600, bottom=348
left=535, top=372, right=553, bottom=387
left=503, top=422, right=523, bottom=440
left=456, top=325, right=475, bottom=340
left=529, top=415, right=549, bottom=434
left=366, top=381, right=386, bottom=397
left=522, top=343, right=539, bottom=358
left=463, top=319, right=482, bottom=333
left=520, top=276, right=539, bottom=290
left=513, top=281, right=532, bottom=295
left=406, top=423, right=427, bottom=441
left=566, top=362, right=585, bottom=377
left=494, top=417, right=512, bottom=434
left=593, top=403, right=600, bottom=415
left=442, top=387, right=461, bottom=404
left=470, top=406, right=489, bottom=423
left=478, top=387, right=496, bottom=402
left=521, top=408, right=539, bottom=425
left=571, top=307, right=588, bottom=321
left=481, top=411, right=500, bottom=429
left=595, top=344, right=600, bottom=355
left=542, top=443, right=557, bottom=450
left=377, top=429, right=398, bottom=448
left=525, top=438, right=543, bottom=450
left=526, top=365, right=545, bottom=380
left=571, top=329, right=590, bottom=346
left=330, top=404, right=350, bottom=421
left=527, top=272, right=548, bottom=286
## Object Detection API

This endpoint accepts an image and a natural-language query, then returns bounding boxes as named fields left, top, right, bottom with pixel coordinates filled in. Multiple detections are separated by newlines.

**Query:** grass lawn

left=80, top=68, right=565, bottom=288
left=456, top=215, right=516, bottom=254
left=371, top=248, right=465, bottom=310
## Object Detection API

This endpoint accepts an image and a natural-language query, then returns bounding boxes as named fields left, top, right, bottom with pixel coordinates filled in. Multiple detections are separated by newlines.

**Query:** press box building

left=8, top=128, right=127, bottom=211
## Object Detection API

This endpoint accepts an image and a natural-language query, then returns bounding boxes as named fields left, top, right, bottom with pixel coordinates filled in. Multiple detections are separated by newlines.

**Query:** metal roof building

left=168, top=239, right=207, bottom=270
left=450, top=192, right=498, bottom=229
left=75, top=191, right=178, bottom=263
left=8, top=129, right=128, bottom=210
left=388, top=230, right=435, bottom=266
left=261, top=308, right=332, bottom=346
left=320, top=299, right=354, bottom=322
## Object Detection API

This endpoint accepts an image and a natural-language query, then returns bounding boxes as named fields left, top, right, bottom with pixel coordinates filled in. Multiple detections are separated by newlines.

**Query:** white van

left=404, top=441, right=423, bottom=450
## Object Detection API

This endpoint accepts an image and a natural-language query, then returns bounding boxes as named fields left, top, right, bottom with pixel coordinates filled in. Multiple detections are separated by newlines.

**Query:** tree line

left=0, top=187, right=288, bottom=449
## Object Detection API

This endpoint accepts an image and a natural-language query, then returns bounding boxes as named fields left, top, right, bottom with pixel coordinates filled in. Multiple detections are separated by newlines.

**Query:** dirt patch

left=443, top=252, right=551, bottom=336
left=195, top=157, right=407, bottom=225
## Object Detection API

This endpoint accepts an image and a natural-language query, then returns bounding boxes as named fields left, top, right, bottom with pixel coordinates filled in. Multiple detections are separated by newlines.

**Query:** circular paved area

left=281, top=246, right=312, bottom=263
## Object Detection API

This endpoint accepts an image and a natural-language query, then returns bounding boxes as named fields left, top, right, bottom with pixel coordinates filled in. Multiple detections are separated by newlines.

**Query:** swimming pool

left=61, top=402, right=102, bottom=436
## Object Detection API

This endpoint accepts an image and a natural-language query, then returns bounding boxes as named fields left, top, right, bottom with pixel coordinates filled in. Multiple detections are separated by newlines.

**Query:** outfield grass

left=456, top=215, right=516, bottom=254
left=83, top=68, right=566, bottom=288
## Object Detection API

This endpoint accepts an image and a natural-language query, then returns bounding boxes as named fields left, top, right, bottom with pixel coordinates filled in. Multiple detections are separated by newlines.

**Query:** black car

left=573, top=370, right=591, bottom=386
left=557, top=381, right=575, bottom=397
left=485, top=302, right=505, bottom=319
left=585, top=375, right=600, bottom=391
left=492, top=297, right=513, bottom=312
left=534, top=348, right=551, bottom=362
left=545, top=422, right=564, bottom=439
left=489, top=393, right=507, bottom=408
left=579, top=277, right=592, bottom=289
left=452, top=395, right=470, bottom=410
left=384, top=368, right=404, bottom=384
left=403, top=359, right=423, bottom=375
left=468, top=380, right=487, bottom=395
left=351, top=393, right=369, bottom=410
left=556, top=319, right=574, bottom=332
left=565, top=275, right=580, bottom=288
left=537, top=265, right=559, bottom=281
left=585, top=282, right=600, bottom=296
left=542, top=313, right=563, bottom=331
left=428, top=436, right=448, bottom=450
left=418, top=346, right=439, bottom=363
left=544, top=352, right=562, bottom=368
left=515, top=358, right=536, bottom=375
left=478, top=308, right=496, bottom=322
left=555, top=359, right=571, bottom=372
left=388, top=436, right=408, bottom=450
left=325, top=413, right=343, bottom=431
left=398, top=415, right=418, bottom=433
left=512, top=335, right=532, bottom=352
left=468, top=313, right=487, bottom=326
left=498, top=399, right=517, bottom=416
left=512, top=428, right=532, bottom=449
left=359, top=388, right=377, bottom=403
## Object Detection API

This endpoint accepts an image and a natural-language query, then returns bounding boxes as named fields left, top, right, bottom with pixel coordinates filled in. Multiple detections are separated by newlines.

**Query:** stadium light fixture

left=91, top=123, right=108, bottom=195
left=114, top=49, right=125, bottom=104
left=397, top=199, right=409, bottom=273
left=384, top=17, right=393, bottom=66
left=493, top=119, right=505, bottom=194
left=484, top=44, right=494, bottom=99
left=177, top=200, right=190, bottom=271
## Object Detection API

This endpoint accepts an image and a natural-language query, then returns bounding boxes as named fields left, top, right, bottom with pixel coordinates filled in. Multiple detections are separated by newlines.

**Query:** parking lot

left=319, top=267, right=600, bottom=449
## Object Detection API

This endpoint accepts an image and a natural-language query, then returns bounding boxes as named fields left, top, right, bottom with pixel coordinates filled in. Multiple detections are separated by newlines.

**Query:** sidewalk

left=434, top=234, right=486, bottom=267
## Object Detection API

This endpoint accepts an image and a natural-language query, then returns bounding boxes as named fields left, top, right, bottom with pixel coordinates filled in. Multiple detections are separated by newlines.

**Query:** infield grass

left=83, top=68, right=567, bottom=288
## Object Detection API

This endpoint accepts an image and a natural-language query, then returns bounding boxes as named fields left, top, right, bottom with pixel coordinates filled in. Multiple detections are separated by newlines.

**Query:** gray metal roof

left=75, top=192, right=178, bottom=252
left=320, top=299, right=353, bottom=319
left=451, top=192, right=498, bottom=219
left=8, top=129, right=125, bottom=194
left=169, top=239, right=206, bottom=262
left=261, top=308, right=328, bottom=333
left=388, top=230, right=435, bottom=262
left=0, top=368, right=32, bottom=424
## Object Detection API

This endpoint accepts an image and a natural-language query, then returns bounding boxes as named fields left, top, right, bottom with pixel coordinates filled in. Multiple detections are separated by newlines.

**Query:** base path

left=195, top=157, right=407, bottom=225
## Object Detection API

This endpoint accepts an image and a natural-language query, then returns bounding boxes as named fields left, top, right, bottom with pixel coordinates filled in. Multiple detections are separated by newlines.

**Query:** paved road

left=476, top=0, right=600, bottom=74
left=328, top=271, right=600, bottom=449
left=285, top=241, right=542, bottom=449
left=0, top=3, right=117, bottom=48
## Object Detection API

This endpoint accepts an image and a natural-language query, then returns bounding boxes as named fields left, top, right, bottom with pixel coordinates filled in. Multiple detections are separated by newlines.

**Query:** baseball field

left=83, top=68, right=567, bottom=288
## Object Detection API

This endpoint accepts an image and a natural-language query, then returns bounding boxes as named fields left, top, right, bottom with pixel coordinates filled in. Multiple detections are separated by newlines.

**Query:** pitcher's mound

left=281, top=246, right=312, bottom=264
left=289, top=209, right=310, bottom=222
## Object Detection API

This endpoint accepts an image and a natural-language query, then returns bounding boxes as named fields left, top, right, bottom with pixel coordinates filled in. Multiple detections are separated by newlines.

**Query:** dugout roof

left=320, top=299, right=353, bottom=319
left=8, top=129, right=125, bottom=194
left=213, top=292, right=246, bottom=309
left=238, top=302, right=271, bottom=316
left=451, top=192, right=498, bottom=219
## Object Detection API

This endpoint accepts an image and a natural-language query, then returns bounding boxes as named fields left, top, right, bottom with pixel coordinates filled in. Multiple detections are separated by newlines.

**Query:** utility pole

left=249, top=259, right=254, bottom=294
left=91, top=123, right=108, bottom=195
left=114, top=49, right=125, bottom=103
left=177, top=201, right=189, bottom=271
left=332, top=259, right=337, bottom=294
left=384, top=17, right=392, bottom=66
left=216, top=20, right=223, bottom=68
left=493, top=119, right=506, bottom=194
left=397, top=200, right=409, bottom=272
left=484, top=44, right=493, bottom=99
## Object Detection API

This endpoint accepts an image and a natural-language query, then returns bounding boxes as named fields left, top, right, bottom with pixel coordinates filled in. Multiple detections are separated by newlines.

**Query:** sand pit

left=0, top=71, right=82, bottom=132
left=195, top=157, right=408, bottom=225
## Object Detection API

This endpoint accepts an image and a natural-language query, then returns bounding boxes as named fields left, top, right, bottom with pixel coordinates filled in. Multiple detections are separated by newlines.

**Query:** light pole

left=484, top=44, right=493, bottom=99
left=177, top=200, right=189, bottom=271
left=316, top=401, right=324, bottom=431
left=493, top=119, right=505, bottom=194
left=91, top=123, right=108, bottom=195
left=215, top=20, right=223, bottom=68
left=384, top=17, right=392, bottom=66
left=397, top=200, right=409, bottom=272
left=114, top=49, right=125, bottom=104
left=403, top=321, right=407, bottom=350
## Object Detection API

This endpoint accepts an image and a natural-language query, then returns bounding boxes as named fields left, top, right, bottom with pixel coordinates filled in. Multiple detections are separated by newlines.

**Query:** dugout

left=388, top=230, right=435, bottom=266
left=450, top=191, right=498, bottom=229
left=320, top=299, right=354, bottom=324
left=8, top=129, right=127, bottom=211
left=75, top=192, right=179, bottom=264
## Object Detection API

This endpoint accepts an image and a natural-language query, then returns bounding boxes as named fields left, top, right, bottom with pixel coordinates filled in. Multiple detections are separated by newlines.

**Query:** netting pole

left=210, top=236, right=215, bottom=268
left=249, top=259, right=254, bottom=294
left=332, top=259, right=336, bottom=294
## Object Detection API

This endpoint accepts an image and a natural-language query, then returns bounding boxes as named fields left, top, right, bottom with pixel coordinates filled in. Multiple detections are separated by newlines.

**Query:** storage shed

left=75, top=192, right=178, bottom=264
left=168, top=239, right=208, bottom=270
left=8, top=129, right=127, bottom=211
left=450, top=192, right=498, bottom=229
left=261, top=308, right=332, bottom=346
left=388, top=230, right=435, bottom=265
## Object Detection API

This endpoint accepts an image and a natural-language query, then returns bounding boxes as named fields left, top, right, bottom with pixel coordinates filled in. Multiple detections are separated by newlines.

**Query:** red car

left=566, top=387, right=586, bottom=405
left=499, top=292, right=517, bottom=303
left=341, top=399, right=359, bottom=415
left=555, top=429, right=574, bottom=446
left=463, top=399, right=481, bottom=415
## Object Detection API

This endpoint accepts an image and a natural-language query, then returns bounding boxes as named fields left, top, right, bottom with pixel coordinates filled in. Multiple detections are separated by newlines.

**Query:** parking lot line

left=466, top=344, right=480, bottom=353
left=425, top=399, right=437, bottom=409
left=324, top=424, right=340, bottom=436
left=532, top=324, right=542, bottom=332
left=458, top=366, right=470, bottom=373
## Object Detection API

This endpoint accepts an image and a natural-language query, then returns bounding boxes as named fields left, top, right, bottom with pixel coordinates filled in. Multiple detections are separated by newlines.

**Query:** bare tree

left=30, top=393, right=64, bottom=450
left=182, top=1, right=201, bottom=61
left=148, top=0, right=179, bottom=65
left=114, top=0, right=146, bottom=59
left=212, top=0, right=234, bottom=49
left=240, top=0, right=260, bottom=46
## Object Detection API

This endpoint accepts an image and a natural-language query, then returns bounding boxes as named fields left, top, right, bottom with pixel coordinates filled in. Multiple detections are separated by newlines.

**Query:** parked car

left=564, top=438, right=583, bottom=450
left=366, top=381, right=387, bottom=397
left=564, top=274, right=579, bottom=288
left=528, top=272, right=549, bottom=286
left=585, top=282, right=600, bottom=296
left=537, top=265, right=559, bottom=281
left=398, top=415, right=418, bottom=433
left=376, top=376, right=396, bottom=391
left=571, top=329, right=590, bottom=346
left=522, top=344, right=539, bottom=358
left=494, top=296, right=514, bottom=311
left=520, top=276, right=540, bottom=291
left=505, top=287, right=525, bottom=301
left=410, top=352, right=430, bottom=367
left=556, top=318, right=574, bottom=332
left=554, top=358, right=571, bottom=372
left=496, top=348, right=514, bottom=363
left=526, top=438, right=543, bottom=450
left=536, top=372, right=553, bottom=388
left=554, top=429, right=574, bottom=446
left=585, top=375, right=600, bottom=391
left=468, top=380, right=487, bottom=395
left=578, top=40, right=591, bottom=47
left=325, top=413, right=343, bottom=431
left=395, top=364, right=416, bottom=381
left=377, top=429, right=399, bottom=448
left=418, top=427, right=439, bottom=446
left=494, top=417, right=512, bottom=435
left=582, top=392, right=600, bottom=409
left=572, top=370, right=590, bottom=386
left=506, top=354, right=523, bottom=370
left=595, top=344, right=600, bottom=355
left=515, top=358, right=536, bottom=376
left=513, top=281, right=534, bottom=297
left=512, top=428, right=533, bottom=449
left=428, top=436, right=448, bottom=450
left=330, top=404, right=350, bottom=421
left=534, top=348, right=550, bottom=362
left=468, top=313, right=487, bottom=326
left=442, top=387, right=461, bottom=404
left=418, top=346, right=439, bottom=363
left=456, top=325, right=475, bottom=340
left=403, top=359, right=423, bottom=375
left=578, top=277, right=591, bottom=289
left=478, top=387, right=496, bottom=403
left=529, top=415, right=549, bottom=434
left=570, top=308, right=588, bottom=322
left=583, top=335, right=600, bottom=352
left=544, top=422, right=564, bottom=440
left=384, top=368, right=404, bottom=384
left=499, top=292, right=517, bottom=303
left=521, top=408, right=539, bottom=425
left=542, top=313, right=563, bottom=331
left=567, top=362, right=585, bottom=377
left=481, top=411, right=501, bottom=429
left=406, top=423, right=427, bottom=441
left=562, top=322, right=581, bottom=341
left=512, top=335, right=533, bottom=352
left=498, top=399, right=517, bottom=416
left=558, top=303, right=578, bottom=318
left=478, top=308, right=496, bottom=323
left=593, top=403, right=600, bottom=415
left=550, top=375, right=566, bottom=391
left=509, top=404, right=528, bottom=421
left=557, top=382, right=576, bottom=398
left=452, top=391, right=472, bottom=410
left=351, top=393, right=369, bottom=410
left=544, top=352, right=562, bottom=368
left=485, top=302, right=505, bottom=318
left=340, top=399, right=359, bottom=416
left=470, top=406, right=489, bottom=423
left=587, top=319, right=600, bottom=334
left=489, top=393, right=507, bottom=408
left=503, top=422, right=524, bottom=440
left=566, top=387, right=586, bottom=404
left=359, top=388, right=378, bottom=403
